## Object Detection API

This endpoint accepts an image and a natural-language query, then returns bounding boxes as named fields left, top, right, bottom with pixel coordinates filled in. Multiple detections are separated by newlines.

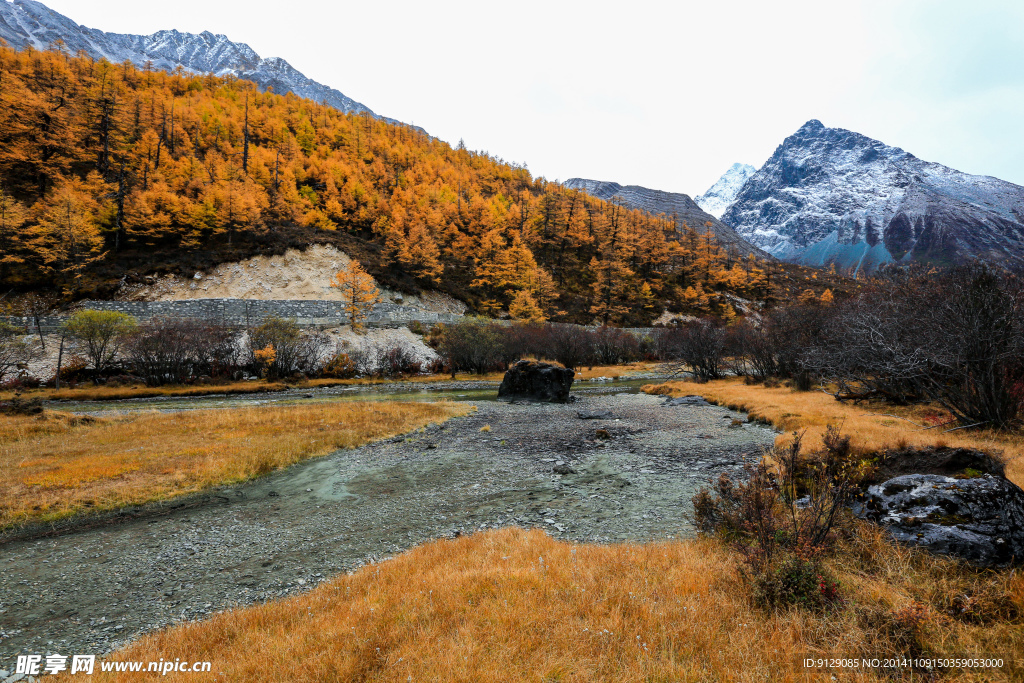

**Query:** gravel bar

left=0, top=391, right=776, bottom=660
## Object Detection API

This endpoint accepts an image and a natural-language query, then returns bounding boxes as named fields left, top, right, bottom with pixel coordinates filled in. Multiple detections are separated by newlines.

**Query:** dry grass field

left=0, top=380, right=292, bottom=403
left=0, top=401, right=470, bottom=529
left=644, top=378, right=1024, bottom=489
left=92, top=527, right=1022, bottom=682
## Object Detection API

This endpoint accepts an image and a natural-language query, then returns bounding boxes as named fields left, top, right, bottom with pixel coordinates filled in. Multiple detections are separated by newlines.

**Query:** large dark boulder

left=497, top=360, right=574, bottom=403
left=853, top=472, right=1024, bottom=567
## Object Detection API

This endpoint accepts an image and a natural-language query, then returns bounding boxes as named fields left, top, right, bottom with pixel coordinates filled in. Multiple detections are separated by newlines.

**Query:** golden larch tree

left=508, top=290, right=546, bottom=322
left=331, top=259, right=381, bottom=330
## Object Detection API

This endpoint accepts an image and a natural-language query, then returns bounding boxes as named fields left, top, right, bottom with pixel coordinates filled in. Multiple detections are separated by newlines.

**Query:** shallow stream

left=45, top=377, right=659, bottom=414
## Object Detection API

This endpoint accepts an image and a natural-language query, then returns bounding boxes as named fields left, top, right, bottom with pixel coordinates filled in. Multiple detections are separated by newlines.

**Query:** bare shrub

left=432, top=319, right=506, bottom=376
left=693, top=426, right=857, bottom=610
left=805, top=263, right=1024, bottom=427
left=346, top=344, right=376, bottom=377
left=124, top=317, right=237, bottom=385
left=544, top=323, right=593, bottom=371
left=248, top=316, right=330, bottom=379
left=662, top=320, right=726, bottom=382
left=591, top=326, right=640, bottom=365
left=374, top=343, right=421, bottom=378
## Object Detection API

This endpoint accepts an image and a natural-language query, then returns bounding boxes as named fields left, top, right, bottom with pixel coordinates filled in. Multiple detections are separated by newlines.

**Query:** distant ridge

left=563, top=178, right=771, bottom=259
left=0, top=0, right=418, bottom=130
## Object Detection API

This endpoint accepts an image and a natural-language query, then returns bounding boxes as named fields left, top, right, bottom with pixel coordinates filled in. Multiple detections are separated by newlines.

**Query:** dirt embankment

left=114, top=244, right=467, bottom=315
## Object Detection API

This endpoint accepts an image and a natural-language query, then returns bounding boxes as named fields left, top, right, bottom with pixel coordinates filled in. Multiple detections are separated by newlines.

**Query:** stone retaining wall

left=2, top=300, right=674, bottom=337
left=1, top=298, right=463, bottom=333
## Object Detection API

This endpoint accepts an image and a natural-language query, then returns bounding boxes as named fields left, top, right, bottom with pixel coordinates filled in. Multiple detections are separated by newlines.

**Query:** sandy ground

left=0, top=391, right=776, bottom=659
left=114, top=244, right=466, bottom=314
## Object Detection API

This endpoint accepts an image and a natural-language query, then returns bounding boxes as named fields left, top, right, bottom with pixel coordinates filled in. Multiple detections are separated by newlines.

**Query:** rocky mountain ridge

left=0, top=0, right=413, bottom=127
left=562, top=178, right=770, bottom=258
left=722, top=120, right=1024, bottom=273
left=695, top=163, right=757, bottom=218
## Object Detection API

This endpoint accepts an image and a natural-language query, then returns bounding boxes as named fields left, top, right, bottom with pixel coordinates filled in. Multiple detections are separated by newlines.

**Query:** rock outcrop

left=497, top=360, right=574, bottom=403
left=664, top=395, right=711, bottom=407
left=854, top=473, right=1024, bottom=567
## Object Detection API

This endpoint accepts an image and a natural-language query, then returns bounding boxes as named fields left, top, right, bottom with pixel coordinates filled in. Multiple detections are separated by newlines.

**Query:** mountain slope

left=0, top=45, right=797, bottom=325
left=562, top=178, right=771, bottom=259
left=695, top=163, right=756, bottom=218
left=0, top=0, right=411, bottom=127
left=723, top=120, right=1024, bottom=273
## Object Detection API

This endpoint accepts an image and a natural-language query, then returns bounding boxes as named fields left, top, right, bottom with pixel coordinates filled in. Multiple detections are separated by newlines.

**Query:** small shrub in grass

left=321, top=353, right=357, bottom=379
left=693, top=426, right=858, bottom=611
left=750, top=552, right=842, bottom=611
left=855, top=601, right=929, bottom=659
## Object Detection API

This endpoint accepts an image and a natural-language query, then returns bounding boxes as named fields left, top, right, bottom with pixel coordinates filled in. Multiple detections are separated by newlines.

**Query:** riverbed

left=0, top=387, right=776, bottom=660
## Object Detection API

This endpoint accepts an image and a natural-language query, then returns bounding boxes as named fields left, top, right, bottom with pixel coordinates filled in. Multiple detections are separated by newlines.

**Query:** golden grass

left=93, top=527, right=1023, bottom=682
left=644, top=378, right=1024, bottom=489
left=0, top=401, right=470, bottom=529
left=0, top=380, right=291, bottom=403
left=574, top=362, right=661, bottom=381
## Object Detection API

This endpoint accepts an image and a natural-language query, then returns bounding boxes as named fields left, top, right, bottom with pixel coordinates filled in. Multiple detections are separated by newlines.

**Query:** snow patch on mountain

left=0, top=0, right=417, bottom=129
left=722, top=120, right=1024, bottom=271
left=695, top=163, right=756, bottom=218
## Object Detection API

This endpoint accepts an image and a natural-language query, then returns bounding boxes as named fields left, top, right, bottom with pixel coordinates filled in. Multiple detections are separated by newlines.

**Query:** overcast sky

left=37, top=0, right=1024, bottom=193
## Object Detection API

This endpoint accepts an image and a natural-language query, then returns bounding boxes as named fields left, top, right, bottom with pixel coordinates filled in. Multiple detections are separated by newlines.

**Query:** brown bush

left=693, top=426, right=857, bottom=611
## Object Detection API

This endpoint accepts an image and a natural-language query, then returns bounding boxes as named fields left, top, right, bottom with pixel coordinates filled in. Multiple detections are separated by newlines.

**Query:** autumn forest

left=0, top=45, right=831, bottom=324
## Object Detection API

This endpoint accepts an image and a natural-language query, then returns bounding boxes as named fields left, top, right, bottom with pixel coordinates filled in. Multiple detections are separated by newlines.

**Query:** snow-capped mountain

left=0, top=0, right=413, bottom=128
left=695, top=163, right=756, bottom=218
left=723, top=120, right=1024, bottom=274
left=563, top=178, right=770, bottom=258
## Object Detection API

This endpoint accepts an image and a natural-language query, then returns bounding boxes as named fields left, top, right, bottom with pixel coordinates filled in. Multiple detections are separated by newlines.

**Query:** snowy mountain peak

left=694, top=163, right=757, bottom=219
left=796, top=119, right=825, bottom=134
left=0, top=0, right=417, bottom=129
left=722, top=120, right=1024, bottom=273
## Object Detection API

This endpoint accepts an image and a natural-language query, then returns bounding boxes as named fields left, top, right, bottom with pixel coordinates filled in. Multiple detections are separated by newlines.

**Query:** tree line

left=0, top=45, right=780, bottom=325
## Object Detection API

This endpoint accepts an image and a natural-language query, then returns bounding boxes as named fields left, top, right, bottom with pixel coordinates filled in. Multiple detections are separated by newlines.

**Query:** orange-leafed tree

left=508, top=289, right=545, bottom=322
left=28, top=176, right=107, bottom=295
left=399, top=222, right=444, bottom=283
left=0, top=186, right=27, bottom=283
left=331, top=259, right=381, bottom=330
left=0, top=44, right=787, bottom=322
